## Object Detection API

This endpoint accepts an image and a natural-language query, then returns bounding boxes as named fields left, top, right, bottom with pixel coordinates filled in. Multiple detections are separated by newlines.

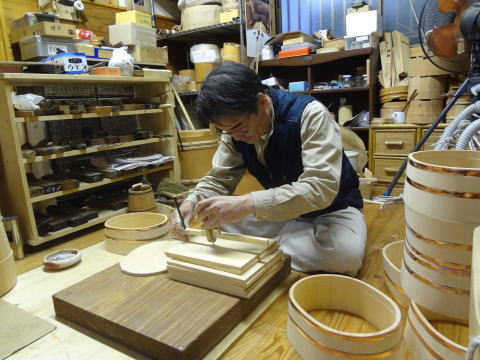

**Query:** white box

left=109, top=23, right=156, bottom=47
left=345, top=34, right=379, bottom=50
left=346, top=10, right=383, bottom=37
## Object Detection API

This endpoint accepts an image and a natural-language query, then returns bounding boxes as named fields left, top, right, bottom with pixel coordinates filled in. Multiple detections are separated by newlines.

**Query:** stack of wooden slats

left=166, top=231, right=285, bottom=298
left=378, top=31, right=410, bottom=88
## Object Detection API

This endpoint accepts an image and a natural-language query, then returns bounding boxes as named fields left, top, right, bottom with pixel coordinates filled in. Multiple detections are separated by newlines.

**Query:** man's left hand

left=194, top=194, right=255, bottom=229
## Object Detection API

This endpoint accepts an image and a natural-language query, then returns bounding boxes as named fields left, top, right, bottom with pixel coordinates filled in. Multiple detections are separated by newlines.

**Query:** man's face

left=215, top=93, right=271, bottom=144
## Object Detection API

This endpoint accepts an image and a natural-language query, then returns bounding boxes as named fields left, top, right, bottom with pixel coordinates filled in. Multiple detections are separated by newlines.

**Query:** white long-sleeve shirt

left=185, top=100, right=343, bottom=222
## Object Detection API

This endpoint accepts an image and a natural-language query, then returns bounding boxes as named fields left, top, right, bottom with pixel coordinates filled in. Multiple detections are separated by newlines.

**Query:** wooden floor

left=12, top=203, right=408, bottom=359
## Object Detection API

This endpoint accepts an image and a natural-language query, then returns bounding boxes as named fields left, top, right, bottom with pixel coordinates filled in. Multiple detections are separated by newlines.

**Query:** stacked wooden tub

left=400, top=150, right=480, bottom=358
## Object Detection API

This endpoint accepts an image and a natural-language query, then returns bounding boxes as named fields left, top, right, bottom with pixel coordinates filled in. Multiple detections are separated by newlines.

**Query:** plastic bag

left=190, top=44, right=220, bottom=64
left=108, top=47, right=134, bottom=76
left=11, top=93, right=44, bottom=111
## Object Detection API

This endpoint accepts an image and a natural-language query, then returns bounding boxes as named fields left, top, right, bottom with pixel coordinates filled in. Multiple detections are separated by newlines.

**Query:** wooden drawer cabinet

left=373, top=129, right=417, bottom=156
left=373, top=156, right=406, bottom=183
left=420, top=126, right=446, bottom=151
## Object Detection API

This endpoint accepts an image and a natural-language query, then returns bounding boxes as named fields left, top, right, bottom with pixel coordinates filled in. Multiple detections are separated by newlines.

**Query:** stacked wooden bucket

left=104, top=212, right=170, bottom=255
left=287, top=275, right=403, bottom=359
left=0, top=220, right=16, bottom=296
left=399, top=150, right=480, bottom=358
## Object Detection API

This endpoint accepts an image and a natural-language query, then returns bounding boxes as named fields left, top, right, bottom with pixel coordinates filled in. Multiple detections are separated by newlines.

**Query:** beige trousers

left=221, top=207, right=367, bottom=276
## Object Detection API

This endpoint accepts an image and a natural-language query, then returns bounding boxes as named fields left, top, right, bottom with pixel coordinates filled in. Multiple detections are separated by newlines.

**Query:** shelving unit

left=0, top=72, right=179, bottom=246
left=259, top=48, right=379, bottom=162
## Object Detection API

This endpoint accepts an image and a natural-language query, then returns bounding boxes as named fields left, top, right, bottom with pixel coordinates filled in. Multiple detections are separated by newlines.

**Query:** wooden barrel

left=404, top=150, right=480, bottom=224
left=104, top=213, right=169, bottom=255
left=382, top=241, right=409, bottom=309
left=0, top=220, right=16, bottom=296
left=128, top=183, right=156, bottom=212
left=287, top=275, right=403, bottom=360
left=404, top=301, right=467, bottom=360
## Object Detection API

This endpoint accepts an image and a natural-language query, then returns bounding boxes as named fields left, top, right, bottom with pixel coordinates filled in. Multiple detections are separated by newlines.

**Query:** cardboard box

left=10, top=22, right=76, bottom=44
left=109, top=23, right=156, bottom=47
left=18, top=35, right=75, bottom=60
left=346, top=10, right=383, bottom=37
left=220, top=9, right=239, bottom=23
left=182, top=5, right=221, bottom=31
left=347, top=5, right=371, bottom=14
left=133, top=45, right=168, bottom=64
left=126, top=0, right=152, bottom=13
left=116, top=10, right=152, bottom=28
left=283, top=31, right=314, bottom=46
left=194, top=62, right=216, bottom=82
left=409, top=46, right=450, bottom=76
left=40, top=52, right=88, bottom=74
left=75, top=43, right=95, bottom=57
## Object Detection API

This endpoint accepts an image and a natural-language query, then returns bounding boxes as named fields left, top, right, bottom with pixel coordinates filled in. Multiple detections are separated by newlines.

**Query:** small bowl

left=43, top=249, right=81, bottom=270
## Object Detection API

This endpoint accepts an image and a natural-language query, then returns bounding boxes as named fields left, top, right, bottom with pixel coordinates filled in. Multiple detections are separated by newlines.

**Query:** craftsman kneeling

left=171, top=62, right=367, bottom=276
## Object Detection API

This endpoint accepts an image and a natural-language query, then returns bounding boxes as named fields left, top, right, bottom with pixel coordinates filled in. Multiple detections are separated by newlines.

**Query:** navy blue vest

left=233, top=87, right=363, bottom=218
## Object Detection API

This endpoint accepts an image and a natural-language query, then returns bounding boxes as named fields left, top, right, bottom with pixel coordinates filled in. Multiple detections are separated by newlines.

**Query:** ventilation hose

left=455, top=119, right=480, bottom=150
left=435, top=101, right=480, bottom=150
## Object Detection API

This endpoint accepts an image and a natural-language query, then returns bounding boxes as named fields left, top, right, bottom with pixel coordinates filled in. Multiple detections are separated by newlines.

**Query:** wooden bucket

left=406, top=100, right=444, bottom=124
left=470, top=227, right=480, bottom=359
left=287, top=275, right=403, bottom=359
left=0, top=250, right=16, bottom=296
left=128, top=183, right=156, bottom=212
left=382, top=241, right=409, bottom=308
left=403, top=240, right=470, bottom=291
left=404, top=150, right=480, bottom=224
left=405, top=205, right=474, bottom=266
left=104, top=213, right=169, bottom=255
left=404, top=301, right=467, bottom=360
left=0, top=221, right=12, bottom=260
left=400, top=255, right=470, bottom=321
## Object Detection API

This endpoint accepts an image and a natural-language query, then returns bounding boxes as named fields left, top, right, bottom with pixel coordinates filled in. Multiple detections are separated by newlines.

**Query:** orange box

left=278, top=48, right=311, bottom=58
left=92, top=67, right=121, bottom=76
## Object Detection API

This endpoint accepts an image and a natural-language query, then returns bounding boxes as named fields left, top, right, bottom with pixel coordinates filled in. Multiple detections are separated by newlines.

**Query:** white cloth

left=221, top=206, right=367, bottom=276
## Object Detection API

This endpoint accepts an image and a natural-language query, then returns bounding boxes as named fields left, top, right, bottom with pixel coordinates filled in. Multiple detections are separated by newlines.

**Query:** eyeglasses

left=215, top=128, right=249, bottom=136
left=215, top=116, right=250, bottom=136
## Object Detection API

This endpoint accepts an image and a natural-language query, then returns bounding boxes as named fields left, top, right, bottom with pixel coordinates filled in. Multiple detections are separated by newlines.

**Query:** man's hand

left=169, top=200, right=195, bottom=240
left=194, top=194, right=255, bottom=229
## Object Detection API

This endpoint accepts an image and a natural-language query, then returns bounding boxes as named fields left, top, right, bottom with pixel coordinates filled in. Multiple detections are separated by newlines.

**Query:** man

left=170, top=62, right=367, bottom=276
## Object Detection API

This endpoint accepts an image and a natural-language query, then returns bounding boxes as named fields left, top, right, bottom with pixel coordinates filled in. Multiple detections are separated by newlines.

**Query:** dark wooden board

left=53, top=259, right=291, bottom=360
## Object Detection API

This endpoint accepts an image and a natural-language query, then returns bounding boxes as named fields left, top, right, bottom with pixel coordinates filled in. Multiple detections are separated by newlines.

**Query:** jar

left=362, top=74, right=368, bottom=87
left=342, top=75, right=352, bottom=88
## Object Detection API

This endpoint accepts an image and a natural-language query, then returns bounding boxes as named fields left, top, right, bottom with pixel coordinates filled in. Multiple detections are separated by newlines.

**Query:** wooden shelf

left=15, top=107, right=170, bottom=123
left=0, top=72, right=172, bottom=85
left=260, top=48, right=373, bottom=67
left=311, top=87, right=369, bottom=94
left=30, top=163, right=173, bottom=203
left=22, top=138, right=170, bottom=164
left=158, top=20, right=240, bottom=44
left=34, top=207, right=129, bottom=245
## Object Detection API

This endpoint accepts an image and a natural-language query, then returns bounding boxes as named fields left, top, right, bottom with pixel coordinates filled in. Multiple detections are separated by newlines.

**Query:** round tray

left=43, top=249, right=81, bottom=269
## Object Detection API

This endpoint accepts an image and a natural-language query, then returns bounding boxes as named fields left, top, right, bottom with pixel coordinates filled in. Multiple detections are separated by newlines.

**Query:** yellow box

left=10, top=22, right=76, bottom=44
left=133, top=45, right=168, bottom=64
left=220, top=10, right=239, bottom=23
left=75, top=43, right=95, bottom=57
left=116, top=10, right=152, bottom=28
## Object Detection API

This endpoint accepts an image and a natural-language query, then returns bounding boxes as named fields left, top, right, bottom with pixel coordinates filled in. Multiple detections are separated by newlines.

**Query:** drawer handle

left=384, top=141, right=404, bottom=146
left=384, top=168, right=399, bottom=174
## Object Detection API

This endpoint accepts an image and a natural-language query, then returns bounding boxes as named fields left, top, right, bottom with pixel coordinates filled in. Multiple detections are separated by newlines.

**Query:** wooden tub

left=382, top=241, right=409, bottom=308
left=104, top=212, right=169, bottom=255
left=287, top=275, right=403, bottom=359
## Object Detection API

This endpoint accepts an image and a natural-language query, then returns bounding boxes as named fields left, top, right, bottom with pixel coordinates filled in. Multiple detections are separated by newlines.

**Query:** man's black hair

left=195, top=62, right=264, bottom=124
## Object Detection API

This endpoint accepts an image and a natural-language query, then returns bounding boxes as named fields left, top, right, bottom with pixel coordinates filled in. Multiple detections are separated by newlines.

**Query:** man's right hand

left=170, top=200, right=195, bottom=241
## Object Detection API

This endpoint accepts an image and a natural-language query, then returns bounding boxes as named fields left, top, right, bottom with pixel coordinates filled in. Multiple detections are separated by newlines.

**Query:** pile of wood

left=166, top=229, right=286, bottom=298
left=378, top=31, right=410, bottom=88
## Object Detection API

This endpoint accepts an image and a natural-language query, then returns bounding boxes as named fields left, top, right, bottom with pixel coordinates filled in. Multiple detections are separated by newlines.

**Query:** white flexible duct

left=455, top=119, right=480, bottom=150
left=435, top=101, right=480, bottom=150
